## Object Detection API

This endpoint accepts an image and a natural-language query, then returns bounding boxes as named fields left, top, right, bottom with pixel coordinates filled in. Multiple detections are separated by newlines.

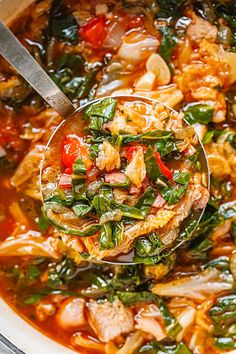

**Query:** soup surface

left=0, top=0, right=236, bottom=353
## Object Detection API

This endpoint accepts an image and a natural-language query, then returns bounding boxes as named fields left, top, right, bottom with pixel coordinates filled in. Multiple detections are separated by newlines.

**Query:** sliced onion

left=103, top=21, right=126, bottom=49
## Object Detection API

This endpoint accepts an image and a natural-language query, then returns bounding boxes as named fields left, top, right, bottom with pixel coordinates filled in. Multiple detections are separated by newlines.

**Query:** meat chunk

left=96, top=140, right=120, bottom=172
left=135, top=304, right=166, bottom=341
left=192, top=185, right=210, bottom=210
left=87, top=297, right=134, bottom=342
left=187, top=15, right=217, bottom=42
left=56, top=297, right=86, bottom=329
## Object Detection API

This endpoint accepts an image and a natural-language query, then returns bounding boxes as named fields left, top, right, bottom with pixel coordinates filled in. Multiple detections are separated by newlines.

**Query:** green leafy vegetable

left=114, top=130, right=173, bottom=145
left=138, top=341, right=192, bottom=354
left=24, top=293, right=44, bottom=305
left=173, top=171, right=190, bottom=185
left=159, top=182, right=188, bottom=205
left=145, top=146, right=162, bottom=183
left=26, top=265, right=41, bottom=281
left=99, top=222, right=114, bottom=249
left=157, top=0, right=184, bottom=18
left=135, top=187, right=156, bottom=217
left=72, top=203, right=92, bottom=217
left=184, top=104, right=214, bottom=125
left=154, top=140, right=178, bottom=157
left=36, top=215, right=50, bottom=232
left=215, top=337, right=236, bottom=350
left=158, top=26, right=177, bottom=62
left=188, top=235, right=214, bottom=260
left=42, top=202, right=101, bottom=236
left=135, top=233, right=163, bottom=258
left=72, top=158, right=86, bottom=175
left=85, top=97, right=117, bottom=120
left=50, top=0, right=78, bottom=42
left=56, top=53, right=85, bottom=73
left=209, top=295, right=236, bottom=337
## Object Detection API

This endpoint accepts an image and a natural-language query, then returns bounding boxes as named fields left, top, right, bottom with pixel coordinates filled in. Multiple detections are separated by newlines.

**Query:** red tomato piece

left=59, top=174, right=72, bottom=189
left=64, top=167, right=73, bottom=174
left=154, top=152, right=173, bottom=180
left=62, top=135, right=92, bottom=170
left=123, top=146, right=147, bottom=162
left=79, top=17, right=107, bottom=49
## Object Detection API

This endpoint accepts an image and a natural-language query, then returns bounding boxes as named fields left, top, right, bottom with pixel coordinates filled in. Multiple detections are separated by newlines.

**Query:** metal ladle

left=0, top=20, right=210, bottom=265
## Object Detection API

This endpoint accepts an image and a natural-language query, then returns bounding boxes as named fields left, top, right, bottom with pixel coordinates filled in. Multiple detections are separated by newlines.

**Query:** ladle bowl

left=40, top=95, right=210, bottom=265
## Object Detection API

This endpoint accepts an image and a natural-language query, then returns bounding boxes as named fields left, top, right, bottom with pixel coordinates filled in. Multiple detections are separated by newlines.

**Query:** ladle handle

left=0, top=19, right=75, bottom=118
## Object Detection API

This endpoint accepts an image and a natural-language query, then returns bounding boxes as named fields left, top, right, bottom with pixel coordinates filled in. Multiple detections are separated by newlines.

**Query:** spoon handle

left=0, top=19, right=75, bottom=118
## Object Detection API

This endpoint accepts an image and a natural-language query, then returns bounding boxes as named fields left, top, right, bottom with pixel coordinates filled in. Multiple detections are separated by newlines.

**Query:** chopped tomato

left=59, top=174, right=72, bottom=189
left=123, top=146, right=139, bottom=161
left=64, top=167, right=73, bottom=174
left=154, top=152, right=173, bottom=180
left=79, top=16, right=107, bottom=49
left=124, top=145, right=147, bottom=162
left=62, top=135, right=92, bottom=170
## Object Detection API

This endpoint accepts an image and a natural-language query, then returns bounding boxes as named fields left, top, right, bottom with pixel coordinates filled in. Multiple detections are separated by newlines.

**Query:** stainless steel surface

left=0, top=19, right=75, bottom=118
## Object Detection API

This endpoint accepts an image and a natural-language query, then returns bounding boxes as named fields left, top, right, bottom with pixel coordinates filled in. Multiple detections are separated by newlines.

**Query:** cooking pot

left=0, top=1, right=76, bottom=352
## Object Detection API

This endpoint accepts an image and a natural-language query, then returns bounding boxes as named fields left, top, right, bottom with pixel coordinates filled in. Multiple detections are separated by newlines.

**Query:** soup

left=0, top=0, right=236, bottom=353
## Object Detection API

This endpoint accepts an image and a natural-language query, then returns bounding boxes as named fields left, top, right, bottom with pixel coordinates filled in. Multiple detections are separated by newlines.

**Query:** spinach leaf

left=48, top=258, right=78, bottom=288
left=201, top=256, right=230, bottom=271
left=135, top=233, right=163, bottom=258
left=114, top=130, right=173, bottom=145
left=173, top=171, right=190, bottom=185
left=44, top=188, right=74, bottom=206
left=112, top=202, right=144, bottom=220
left=215, top=337, right=236, bottom=350
left=99, top=222, right=114, bottom=249
left=158, top=26, right=177, bottom=62
left=84, top=97, right=117, bottom=120
left=154, top=140, right=178, bottom=157
left=157, top=171, right=190, bottom=205
left=77, top=68, right=99, bottom=99
left=188, top=235, right=214, bottom=260
left=72, top=203, right=92, bottom=217
left=144, top=146, right=162, bottom=183
left=209, top=294, right=236, bottom=337
left=135, top=187, right=156, bottom=217
left=157, top=0, right=184, bottom=18
left=36, top=215, right=50, bottom=232
left=193, top=205, right=223, bottom=239
left=159, top=183, right=188, bottom=205
left=138, top=341, right=192, bottom=354
left=24, top=293, right=44, bottom=305
left=73, top=158, right=86, bottom=175
left=89, top=273, right=110, bottom=290
left=42, top=202, right=101, bottom=236
left=56, top=53, right=85, bottom=73
left=49, top=0, right=78, bottom=42
left=26, top=265, right=41, bottom=281
left=184, top=104, right=214, bottom=125
left=99, top=221, right=124, bottom=250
